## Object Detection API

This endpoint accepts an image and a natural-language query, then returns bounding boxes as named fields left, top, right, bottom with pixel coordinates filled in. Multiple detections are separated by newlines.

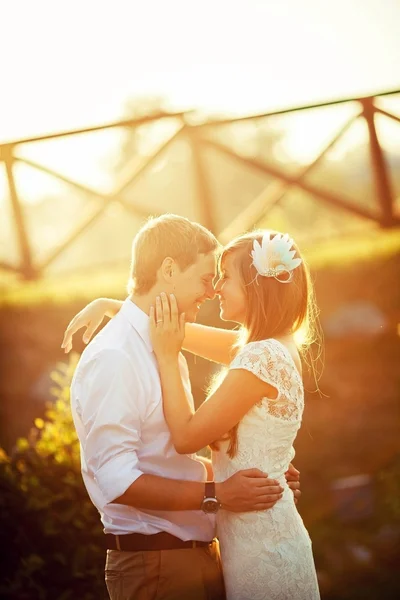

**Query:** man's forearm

left=112, top=474, right=210, bottom=511
left=111, top=470, right=284, bottom=514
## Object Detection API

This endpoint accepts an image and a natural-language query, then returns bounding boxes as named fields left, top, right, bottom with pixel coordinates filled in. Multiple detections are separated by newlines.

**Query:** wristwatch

left=201, top=482, right=221, bottom=514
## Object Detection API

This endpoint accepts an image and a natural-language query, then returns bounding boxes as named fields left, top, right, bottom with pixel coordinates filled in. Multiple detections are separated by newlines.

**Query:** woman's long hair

left=209, top=230, right=322, bottom=458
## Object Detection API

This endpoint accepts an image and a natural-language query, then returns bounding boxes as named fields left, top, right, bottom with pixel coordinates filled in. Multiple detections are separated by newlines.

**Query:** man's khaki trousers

left=105, top=539, right=225, bottom=600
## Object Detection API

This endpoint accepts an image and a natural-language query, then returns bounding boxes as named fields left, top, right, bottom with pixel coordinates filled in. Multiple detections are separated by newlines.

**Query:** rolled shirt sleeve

left=78, top=348, right=145, bottom=504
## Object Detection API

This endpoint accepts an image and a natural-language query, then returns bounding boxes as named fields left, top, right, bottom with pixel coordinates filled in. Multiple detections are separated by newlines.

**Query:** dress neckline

left=266, top=338, right=302, bottom=379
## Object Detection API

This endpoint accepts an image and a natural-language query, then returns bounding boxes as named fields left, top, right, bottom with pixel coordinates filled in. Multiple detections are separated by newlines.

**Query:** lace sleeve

left=230, top=340, right=302, bottom=420
left=230, top=340, right=280, bottom=397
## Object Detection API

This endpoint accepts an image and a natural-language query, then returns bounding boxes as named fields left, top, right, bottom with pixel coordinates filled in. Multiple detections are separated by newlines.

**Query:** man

left=69, top=214, right=300, bottom=600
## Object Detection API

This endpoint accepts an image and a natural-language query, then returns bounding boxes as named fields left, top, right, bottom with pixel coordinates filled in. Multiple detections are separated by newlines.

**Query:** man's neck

left=129, top=287, right=165, bottom=316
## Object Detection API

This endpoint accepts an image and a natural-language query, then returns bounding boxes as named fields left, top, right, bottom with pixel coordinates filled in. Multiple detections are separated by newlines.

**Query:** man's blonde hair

left=128, top=214, right=220, bottom=295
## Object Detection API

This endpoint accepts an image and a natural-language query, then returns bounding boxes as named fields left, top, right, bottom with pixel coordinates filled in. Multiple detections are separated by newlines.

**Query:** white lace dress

left=212, top=339, right=320, bottom=600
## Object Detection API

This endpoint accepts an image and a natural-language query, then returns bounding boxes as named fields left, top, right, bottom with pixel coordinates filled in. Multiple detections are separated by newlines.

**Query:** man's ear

left=160, top=257, right=176, bottom=282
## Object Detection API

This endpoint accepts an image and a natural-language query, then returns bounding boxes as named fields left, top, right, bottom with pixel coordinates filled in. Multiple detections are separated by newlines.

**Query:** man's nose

left=213, top=280, right=221, bottom=295
left=206, top=282, right=216, bottom=300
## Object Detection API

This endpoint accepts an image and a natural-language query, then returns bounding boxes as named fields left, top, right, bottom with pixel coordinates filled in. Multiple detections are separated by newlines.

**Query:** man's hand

left=216, top=469, right=283, bottom=512
left=285, top=463, right=301, bottom=504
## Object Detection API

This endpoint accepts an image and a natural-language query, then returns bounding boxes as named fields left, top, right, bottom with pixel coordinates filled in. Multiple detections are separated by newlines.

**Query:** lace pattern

left=230, top=338, right=303, bottom=421
left=213, top=339, right=320, bottom=600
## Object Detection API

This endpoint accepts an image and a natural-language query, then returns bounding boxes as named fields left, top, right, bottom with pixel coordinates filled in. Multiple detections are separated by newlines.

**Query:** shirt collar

left=120, top=298, right=153, bottom=352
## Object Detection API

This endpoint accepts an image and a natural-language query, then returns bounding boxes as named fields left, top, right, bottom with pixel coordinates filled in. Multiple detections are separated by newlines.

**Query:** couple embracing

left=63, top=214, right=321, bottom=600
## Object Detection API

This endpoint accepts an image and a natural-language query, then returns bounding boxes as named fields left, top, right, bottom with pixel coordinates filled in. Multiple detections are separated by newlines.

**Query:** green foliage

left=0, top=355, right=106, bottom=600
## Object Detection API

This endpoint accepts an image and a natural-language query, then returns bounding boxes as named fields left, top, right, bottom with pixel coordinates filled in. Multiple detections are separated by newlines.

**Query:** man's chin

left=185, top=305, right=202, bottom=323
left=184, top=312, right=198, bottom=323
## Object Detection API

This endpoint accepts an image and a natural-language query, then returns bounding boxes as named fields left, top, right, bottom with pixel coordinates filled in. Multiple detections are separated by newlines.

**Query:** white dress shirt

left=70, top=298, right=215, bottom=540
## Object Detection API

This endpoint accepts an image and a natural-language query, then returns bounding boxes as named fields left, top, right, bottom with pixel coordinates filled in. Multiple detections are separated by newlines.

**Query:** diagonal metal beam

left=0, top=111, right=189, bottom=147
left=37, top=200, right=117, bottom=273
left=0, top=261, right=21, bottom=274
left=186, top=128, right=216, bottom=232
left=217, top=113, right=362, bottom=242
left=218, top=180, right=287, bottom=244
left=199, top=136, right=385, bottom=224
left=361, top=98, right=395, bottom=226
left=374, top=106, right=400, bottom=126
left=3, top=147, right=36, bottom=279
left=37, top=127, right=185, bottom=272
left=17, top=123, right=185, bottom=219
left=15, top=156, right=149, bottom=219
left=111, top=125, right=185, bottom=197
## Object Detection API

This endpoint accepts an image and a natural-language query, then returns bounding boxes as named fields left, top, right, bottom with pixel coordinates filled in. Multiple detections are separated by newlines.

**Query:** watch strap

left=205, top=481, right=216, bottom=499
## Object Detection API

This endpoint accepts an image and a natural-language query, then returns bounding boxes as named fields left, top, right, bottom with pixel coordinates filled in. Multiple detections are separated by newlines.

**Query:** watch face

left=202, top=498, right=220, bottom=514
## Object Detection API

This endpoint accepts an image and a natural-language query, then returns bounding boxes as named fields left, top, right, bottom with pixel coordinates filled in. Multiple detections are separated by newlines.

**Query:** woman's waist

left=213, top=445, right=295, bottom=479
left=213, top=461, right=293, bottom=483
left=217, top=490, right=301, bottom=529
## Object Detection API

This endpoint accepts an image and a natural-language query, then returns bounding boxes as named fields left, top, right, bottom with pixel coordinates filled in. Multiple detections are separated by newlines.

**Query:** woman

left=63, top=230, right=321, bottom=600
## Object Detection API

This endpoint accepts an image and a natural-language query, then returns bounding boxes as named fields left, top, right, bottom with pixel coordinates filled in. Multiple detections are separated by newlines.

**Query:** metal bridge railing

left=1, top=91, right=399, bottom=280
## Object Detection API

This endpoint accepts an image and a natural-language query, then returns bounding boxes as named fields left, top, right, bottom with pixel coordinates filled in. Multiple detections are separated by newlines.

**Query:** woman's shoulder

left=239, top=339, right=300, bottom=372
left=240, top=338, right=282, bottom=354
left=232, top=339, right=280, bottom=367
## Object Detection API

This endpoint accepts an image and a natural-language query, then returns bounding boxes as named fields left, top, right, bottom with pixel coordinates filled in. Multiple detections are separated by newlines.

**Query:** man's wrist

left=215, top=481, right=225, bottom=509
left=201, top=481, right=221, bottom=514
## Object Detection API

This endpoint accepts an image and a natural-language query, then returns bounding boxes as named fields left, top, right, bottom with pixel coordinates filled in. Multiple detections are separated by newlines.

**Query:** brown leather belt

left=105, top=532, right=213, bottom=551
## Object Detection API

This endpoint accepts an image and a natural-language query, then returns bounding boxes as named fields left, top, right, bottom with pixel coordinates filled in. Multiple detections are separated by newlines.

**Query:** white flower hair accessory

left=251, top=232, right=302, bottom=283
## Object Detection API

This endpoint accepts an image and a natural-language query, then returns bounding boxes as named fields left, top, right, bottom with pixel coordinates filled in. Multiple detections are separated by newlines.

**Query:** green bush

left=0, top=355, right=106, bottom=600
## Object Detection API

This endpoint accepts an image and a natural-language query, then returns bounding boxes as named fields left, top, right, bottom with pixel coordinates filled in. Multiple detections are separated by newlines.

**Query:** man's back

left=70, top=298, right=214, bottom=541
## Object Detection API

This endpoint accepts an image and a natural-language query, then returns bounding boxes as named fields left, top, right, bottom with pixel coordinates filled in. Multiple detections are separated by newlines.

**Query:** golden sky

left=1, top=0, right=399, bottom=141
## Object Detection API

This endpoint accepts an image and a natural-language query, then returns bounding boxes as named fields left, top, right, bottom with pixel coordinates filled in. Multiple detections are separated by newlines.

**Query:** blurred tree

left=113, top=95, right=170, bottom=176
left=0, top=355, right=105, bottom=600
